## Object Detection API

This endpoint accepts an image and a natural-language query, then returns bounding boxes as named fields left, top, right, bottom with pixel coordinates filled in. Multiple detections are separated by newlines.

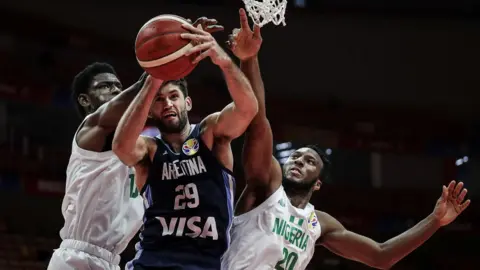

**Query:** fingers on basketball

left=206, top=25, right=225, bottom=33
left=181, top=33, right=211, bottom=43
left=186, top=41, right=214, bottom=56
left=193, top=17, right=207, bottom=26
left=182, top=23, right=206, bottom=34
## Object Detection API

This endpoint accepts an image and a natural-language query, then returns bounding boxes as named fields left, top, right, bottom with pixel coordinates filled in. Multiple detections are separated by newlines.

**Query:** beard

left=153, top=109, right=189, bottom=134
left=282, top=176, right=317, bottom=195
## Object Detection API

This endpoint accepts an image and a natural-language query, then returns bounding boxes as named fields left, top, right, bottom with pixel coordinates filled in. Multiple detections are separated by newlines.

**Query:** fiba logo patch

left=182, top=138, right=199, bottom=156
left=308, top=211, right=318, bottom=230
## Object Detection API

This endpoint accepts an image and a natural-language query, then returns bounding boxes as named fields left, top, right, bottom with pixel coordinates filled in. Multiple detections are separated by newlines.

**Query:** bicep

left=319, top=212, right=382, bottom=267
left=114, top=136, right=150, bottom=166
left=213, top=102, right=256, bottom=140
left=322, top=230, right=382, bottom=263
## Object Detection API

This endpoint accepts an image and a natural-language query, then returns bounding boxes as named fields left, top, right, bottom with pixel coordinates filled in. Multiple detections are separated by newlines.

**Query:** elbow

left=242, top=94, right=259, bottom=120
left=112, top=139, right=130, bottom=159
left=112, top=140, right=126, bottom=158
left=370, top=247, right=396, bottom=270
left=112, top=144, right=136, bottom=167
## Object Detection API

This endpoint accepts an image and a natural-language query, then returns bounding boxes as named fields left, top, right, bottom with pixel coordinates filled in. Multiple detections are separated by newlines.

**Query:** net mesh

left=242, top=0, right=288, bottom=27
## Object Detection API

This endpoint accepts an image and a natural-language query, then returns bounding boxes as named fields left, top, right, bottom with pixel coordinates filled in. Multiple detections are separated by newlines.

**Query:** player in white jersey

left=222, top=9, right=472, bottom=270
left=47, top=62, right=156, bottom=270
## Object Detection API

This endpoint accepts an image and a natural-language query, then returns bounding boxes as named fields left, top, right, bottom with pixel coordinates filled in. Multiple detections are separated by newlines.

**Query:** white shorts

left=47, top=239, right=121, bottom=270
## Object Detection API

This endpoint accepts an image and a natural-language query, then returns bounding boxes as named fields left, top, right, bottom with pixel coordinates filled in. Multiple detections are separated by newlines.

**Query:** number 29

left=174, top=183, right=200, bottom=210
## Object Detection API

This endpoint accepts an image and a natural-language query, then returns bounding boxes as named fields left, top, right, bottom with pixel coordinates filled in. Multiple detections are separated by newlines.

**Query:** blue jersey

left=128, top=124, right=235, bottom=270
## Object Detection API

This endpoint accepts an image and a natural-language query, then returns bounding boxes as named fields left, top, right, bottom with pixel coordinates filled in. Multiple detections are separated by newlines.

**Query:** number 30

left=174, top=183, right=200, bottom=210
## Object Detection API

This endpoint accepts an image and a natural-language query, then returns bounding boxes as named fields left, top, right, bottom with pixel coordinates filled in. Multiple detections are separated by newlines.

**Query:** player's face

left=283, top=147, right=323, bottom=192
left=87, top=73, right=123, bottom=109
left=150, top=82, right=191, bottom=134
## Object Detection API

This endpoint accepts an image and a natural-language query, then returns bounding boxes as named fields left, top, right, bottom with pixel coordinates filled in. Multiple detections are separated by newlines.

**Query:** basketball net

left=242, top=0, right=288, bottom=27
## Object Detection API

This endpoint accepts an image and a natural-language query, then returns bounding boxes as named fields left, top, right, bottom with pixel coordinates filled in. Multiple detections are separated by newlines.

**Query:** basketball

left=135, top=15, right=198, bottom=80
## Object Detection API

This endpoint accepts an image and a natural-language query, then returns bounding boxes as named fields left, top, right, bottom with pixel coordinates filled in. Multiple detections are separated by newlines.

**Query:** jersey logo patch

left=182, top=138, right=199, bottom=156
left=308, top=211, right=318, bottom=230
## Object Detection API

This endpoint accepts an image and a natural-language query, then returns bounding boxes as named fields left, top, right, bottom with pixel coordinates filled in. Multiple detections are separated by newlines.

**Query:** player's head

left=71, top=62, right=121, bottom=118
left=282, top=144, right=330, bottom=194
left=149, top=78, right=191, bottom=134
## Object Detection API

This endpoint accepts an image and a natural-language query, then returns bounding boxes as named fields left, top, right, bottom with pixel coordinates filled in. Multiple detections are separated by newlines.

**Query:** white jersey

left=222, top=186, right=321, bottom=270
left=59, top=120, right=144, bottom=255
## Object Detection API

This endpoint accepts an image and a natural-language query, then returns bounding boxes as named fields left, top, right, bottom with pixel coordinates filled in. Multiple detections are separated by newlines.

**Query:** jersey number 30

left=174, top=183, right=200, bottom=210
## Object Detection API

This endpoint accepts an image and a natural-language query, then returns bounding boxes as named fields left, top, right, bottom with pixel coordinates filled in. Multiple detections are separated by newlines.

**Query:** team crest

left=182, top=138, right=199, bottom=156
left=307, top=211, right=318, bottom=230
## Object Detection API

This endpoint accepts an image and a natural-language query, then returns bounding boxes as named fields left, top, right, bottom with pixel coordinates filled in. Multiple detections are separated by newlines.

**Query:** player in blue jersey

left=112, top=19, right=258, bottom=270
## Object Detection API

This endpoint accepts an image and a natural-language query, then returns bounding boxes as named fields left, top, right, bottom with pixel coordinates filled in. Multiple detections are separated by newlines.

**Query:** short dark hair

left=161, top=78, right=188, bottom=98
left=71, top=62, right=117, bottom=118
left=305, top=144, right=331, bottom=181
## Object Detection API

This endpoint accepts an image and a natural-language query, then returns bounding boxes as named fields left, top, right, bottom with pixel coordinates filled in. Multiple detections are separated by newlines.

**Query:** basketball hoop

left=242, top=0, right=288, bottom=27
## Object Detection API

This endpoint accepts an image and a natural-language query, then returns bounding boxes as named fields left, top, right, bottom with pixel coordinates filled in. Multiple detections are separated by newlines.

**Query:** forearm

left=220, top=60, right=257, bottom=114
left=97, top=74, right=147, bottom=128
left=240, top=56, right=265, bottom=115
left=379, top=214, right=440, bottom=267
left=112, top=78, right=158, bottom=154
left=240, top=55, right=273, bottom=183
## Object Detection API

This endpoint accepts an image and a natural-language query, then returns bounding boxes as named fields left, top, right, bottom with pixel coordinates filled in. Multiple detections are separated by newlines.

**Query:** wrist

left=218, top=57, right=234, bottom=70
left=240, top=54, right=259, bottom=63
left=427, top=213, right=442, bottom=228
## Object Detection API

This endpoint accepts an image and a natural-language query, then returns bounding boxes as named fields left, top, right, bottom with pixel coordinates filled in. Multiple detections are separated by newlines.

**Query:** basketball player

left=221, top=9, right=472, bottom=270
left=46, top=62, right=150, bottom=270
left=47, top=18, right=223, bottom=270
left=112, top=22, right=258, bottom=269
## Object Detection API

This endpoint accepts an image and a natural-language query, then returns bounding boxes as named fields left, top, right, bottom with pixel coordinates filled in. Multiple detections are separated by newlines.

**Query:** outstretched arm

left=182, top=23, right=258, bottom=141
left=318, top=181, right=471, bottom=269
left=112, top=76, right=164, bottom=166
left=229, top=8, right=282, bottom=191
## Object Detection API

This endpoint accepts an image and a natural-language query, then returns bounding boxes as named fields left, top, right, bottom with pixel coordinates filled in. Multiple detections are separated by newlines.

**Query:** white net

left=242, top=0, right=288, bottom=27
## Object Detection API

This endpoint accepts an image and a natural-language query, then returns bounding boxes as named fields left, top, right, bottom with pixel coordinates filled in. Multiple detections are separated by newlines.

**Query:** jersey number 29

left=174, top=183, right=200, bottom=210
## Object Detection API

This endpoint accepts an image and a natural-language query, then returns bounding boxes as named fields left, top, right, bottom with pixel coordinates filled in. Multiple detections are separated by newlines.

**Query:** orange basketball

left=135, top=15, right=198, bottom=80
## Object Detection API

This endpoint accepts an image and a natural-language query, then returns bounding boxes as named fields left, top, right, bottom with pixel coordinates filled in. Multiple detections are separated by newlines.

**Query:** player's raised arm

left=228, top=8, right=282, bottom=191
left=76, top=68, right=147, bottom=151
left=181, top=23, right=258, bottom=140
left=112, top=76, right=164, bottom=166
left=317, top=181, right=471, bottom=269
left=91, top=72, right=148, bottom=130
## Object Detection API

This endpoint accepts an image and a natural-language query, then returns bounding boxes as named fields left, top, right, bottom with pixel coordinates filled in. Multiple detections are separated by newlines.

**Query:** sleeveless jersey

left=59, top=116, right=145, bottom=255
left=129, top=124, right=235, bottom=270
left=221, top=186, right=321, bottom=270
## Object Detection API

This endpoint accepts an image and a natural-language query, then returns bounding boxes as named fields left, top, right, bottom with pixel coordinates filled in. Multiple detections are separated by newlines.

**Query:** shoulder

left=199, top=112, right=221, bottom=131
left=199, top=112, right=230, bottom=148
left=140, top=135, right=158, bottom=150
left=316, top=210, right=344, bottom=235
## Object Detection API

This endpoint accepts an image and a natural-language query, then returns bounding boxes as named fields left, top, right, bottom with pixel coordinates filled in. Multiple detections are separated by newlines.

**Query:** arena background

left=0, top=0, right=478, bottom=269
